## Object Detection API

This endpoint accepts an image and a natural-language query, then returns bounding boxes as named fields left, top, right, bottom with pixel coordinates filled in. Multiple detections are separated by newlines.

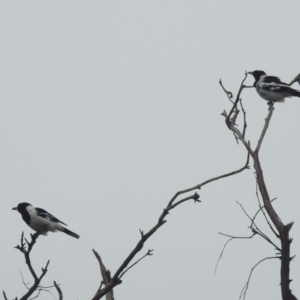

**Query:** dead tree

left=220, top=72, right=300, bottom=300
left=5, top=155, right=250, bottom=299
left=6, top=72, right=299, bottom=299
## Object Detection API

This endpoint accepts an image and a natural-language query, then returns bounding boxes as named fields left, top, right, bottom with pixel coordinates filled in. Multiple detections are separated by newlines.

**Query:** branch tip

left=193, top=192, right=200, bottom=202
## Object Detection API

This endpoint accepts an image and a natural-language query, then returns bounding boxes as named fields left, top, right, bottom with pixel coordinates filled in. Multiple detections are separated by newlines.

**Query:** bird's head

left=12, top=202, right=31, bottom=213
left=248, top=70, right=266, bottom=82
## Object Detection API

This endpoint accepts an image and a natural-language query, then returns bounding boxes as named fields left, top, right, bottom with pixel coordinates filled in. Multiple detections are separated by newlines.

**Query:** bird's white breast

left=256, top=77, right=285, bottom=102
left=26, top=206, right=63, bottom=234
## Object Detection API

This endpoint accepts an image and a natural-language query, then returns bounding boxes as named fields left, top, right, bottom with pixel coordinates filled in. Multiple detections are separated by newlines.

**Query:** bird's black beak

left=248, top=72, right=253, bottom=75
left=12, top=207, right=17, bottom=210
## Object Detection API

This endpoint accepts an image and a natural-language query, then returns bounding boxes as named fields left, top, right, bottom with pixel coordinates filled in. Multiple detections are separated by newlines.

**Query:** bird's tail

left=62, top=227, right=80, bottom=239
left=291, top=89, right=300, bottom=97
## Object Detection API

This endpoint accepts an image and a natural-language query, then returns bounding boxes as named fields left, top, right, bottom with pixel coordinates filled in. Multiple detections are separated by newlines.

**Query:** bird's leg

left=267, top=101, right=274, bottom=110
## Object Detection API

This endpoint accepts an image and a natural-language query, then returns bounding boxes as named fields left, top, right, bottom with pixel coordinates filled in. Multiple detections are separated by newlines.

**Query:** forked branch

left=54, top=281, right=63, bottom=300
left=92, top=152, right=250, bottom=299
left=220, top=73, right=297, bottom=300
left=239, top=256, right=279, bottom=300
left=14, top=232, right=50, bottom=300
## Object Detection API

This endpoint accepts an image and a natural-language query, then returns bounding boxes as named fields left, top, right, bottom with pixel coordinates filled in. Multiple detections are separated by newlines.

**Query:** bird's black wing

left=260, top=82, right=300, bottom=95
left=35, top=207, right=67, bottom=225
left=263, top=76, right=288, bottom=85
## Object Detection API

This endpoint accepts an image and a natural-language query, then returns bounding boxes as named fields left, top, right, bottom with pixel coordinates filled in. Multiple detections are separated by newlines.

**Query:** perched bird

left=249, top=70, right=300, bottom=105
left=13, top=203, right=80, bottom=239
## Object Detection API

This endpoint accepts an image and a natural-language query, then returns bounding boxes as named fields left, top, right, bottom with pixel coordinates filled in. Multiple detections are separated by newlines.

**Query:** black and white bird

left=249, top=70, right=300, bottom=105
left=13, top=203, right=80, bottom=239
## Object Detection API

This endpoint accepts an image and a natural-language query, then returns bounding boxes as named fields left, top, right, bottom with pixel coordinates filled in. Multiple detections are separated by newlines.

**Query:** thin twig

left=219, top=79, right=234, bottom=104
left=255, top=106, right=274, bottom=154
left=222, top=112, right=254, bottom=156
left=236, top=201, right=253, bottom=222
left=119, top=249, right=154, bottom=279
left=254, top=179, right=279, bottom=238
left=236, top=201, right=281, bottom=252
left=288, top=73, right=300, bottom=86
left=215, top=233, right=256, bottom=274
left=239, top=256, right=278, bottom=300
left=240, top=99, right=247, bottom=138
left=216, top=194, right=281, bottom=276
left=168, top=193, right=200, bottom=211
left=168, top=151, right=250, bottom=208
left=20, top=271, right=30, bottom=290
left=220, top=75, right=250, bottom=142
left=225, top=71, right=248, bottom=124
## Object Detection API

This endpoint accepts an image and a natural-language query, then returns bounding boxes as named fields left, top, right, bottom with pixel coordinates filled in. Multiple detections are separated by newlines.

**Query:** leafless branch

left=236, top=201, right=253, bottom=222
left=14, top=232, right=50, bottom=300
left=236, top=200, right=281, bottom=252
left=219, top=79, right=234, bottom=104
left=168, top=151, right=249, bottom=207
left=216, top=196, right=280, bottom=275
left=239, top=256, right=279, bottom=300
left=221, top=76, right=283, bottom=228
left=220, top=74, right=250, bottom=143
left=253, top=179, right=279, bottom=238
left=288, top=73, right=300, bottom=86
left=53, top=281, right=63, bottom=300
left=20, top=272, right=30, bottom=290
left=221, top=71, right=251, bottom=126
left=221, top=73, right=296, bottom=300
left=92, top=148, right=250, bottom=299
left=92, top=250, right=114, bottom=300
left=2, top=291, right=8, bottom=300
left=255, top=106, right=274, bottom=154
left=28, top=289, right=42, bottom=300
left=240, top=99, right=247, bottom=138
left=119, top=249, right=154, bottom=279
left=215, top=233, right=256, bottom=274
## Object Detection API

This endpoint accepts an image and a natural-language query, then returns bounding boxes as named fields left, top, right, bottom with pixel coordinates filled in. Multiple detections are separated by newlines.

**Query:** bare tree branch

left=240, top=99, right=247, bottom=138
left=220, top=74, right=251, bottom=143
left=288, top=73, right=300, bottom=86
left=219, top=79, right=234, bottom=104
left=92, top=250, right=114, bottom=300
left=221, top=71, right=252, bottom=127
left=92, top=149, right=250, bottom=299
left=215, top=233, right=256, bottom=274
left=168, top=151, right=249, bottom=207
left=253, top=180, right=279, bottom=238
left=221, top=77, right=283, bottom=229
left=53, top=281, right=63, bottom=300
left=255, top=106, right=274, bottom=154
left=216, top=195, right=281, bottom=274
left=14, top=232, right=50, bottom=300
left=221, top=73, right=297, bottom=300
left=236, top=201, right=281, bottom=252
left=119, top=249, right=153, bottom=279
left=20, top=272, right=30, bottom=290
left=239, top=256, right=279, bottom=300
left=2, top=291, right=8, bottom=300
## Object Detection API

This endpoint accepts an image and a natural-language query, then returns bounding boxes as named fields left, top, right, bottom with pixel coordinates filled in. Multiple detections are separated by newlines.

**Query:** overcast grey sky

left=1, top=2, right=300, bottom=299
